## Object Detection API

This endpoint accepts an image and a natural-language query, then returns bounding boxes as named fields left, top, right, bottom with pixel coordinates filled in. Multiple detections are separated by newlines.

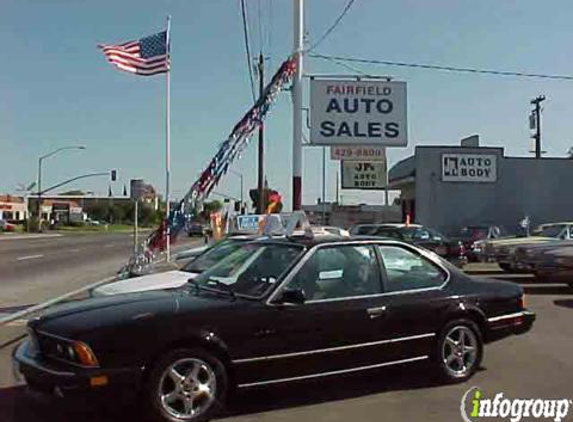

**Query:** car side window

left=377, top=246, right=446, bottom=293
left=285, top=245, right=381, bottom=301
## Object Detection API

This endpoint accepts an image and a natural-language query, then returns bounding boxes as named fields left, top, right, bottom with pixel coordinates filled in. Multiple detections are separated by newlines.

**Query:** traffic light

left=110, top=170, right=117, bottom=181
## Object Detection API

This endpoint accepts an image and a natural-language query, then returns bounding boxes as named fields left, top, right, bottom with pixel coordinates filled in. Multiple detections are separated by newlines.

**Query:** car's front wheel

left=435, top=320, right=483, bottom=383
left=146, top=348, right=228, bottom=422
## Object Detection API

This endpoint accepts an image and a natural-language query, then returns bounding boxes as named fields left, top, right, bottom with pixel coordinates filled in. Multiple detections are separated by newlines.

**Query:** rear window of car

left=351, top=225, right=377, bottom=235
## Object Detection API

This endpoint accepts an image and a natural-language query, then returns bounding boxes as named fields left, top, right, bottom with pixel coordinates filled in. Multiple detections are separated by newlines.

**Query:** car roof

left=252, top=234, right=400, bottom=248
left=354, top=223, right=422, bottom=229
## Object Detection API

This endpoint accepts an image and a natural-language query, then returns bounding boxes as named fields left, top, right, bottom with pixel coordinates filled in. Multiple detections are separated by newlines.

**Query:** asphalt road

left=0, top=232, right=139, bottom=309
left=0, top=271, right=571, bottom=422
left=0, top=232, right=202, bottom=308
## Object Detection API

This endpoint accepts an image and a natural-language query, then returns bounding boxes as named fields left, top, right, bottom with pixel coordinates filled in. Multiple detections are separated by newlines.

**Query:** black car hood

left=30, top=289, right=248, bottom=339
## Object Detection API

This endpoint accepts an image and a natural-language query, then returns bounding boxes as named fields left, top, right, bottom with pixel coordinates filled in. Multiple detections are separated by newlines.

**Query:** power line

left=306, top=0, right=357, bottom=52
left=257, top=0, right=263, bottom=55
left=313, top=53, right=372, bottom=77
left=239, top=0, right=256, bottom=101
left=309, top=53, right=573, bottom=81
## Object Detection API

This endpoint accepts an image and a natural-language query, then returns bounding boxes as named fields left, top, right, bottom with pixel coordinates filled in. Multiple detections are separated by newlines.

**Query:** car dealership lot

left=0, top=267, right=572, bottom=422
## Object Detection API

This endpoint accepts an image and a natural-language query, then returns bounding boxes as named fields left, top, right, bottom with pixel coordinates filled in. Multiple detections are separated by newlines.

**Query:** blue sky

left=3, top=0, right=573, bottom=209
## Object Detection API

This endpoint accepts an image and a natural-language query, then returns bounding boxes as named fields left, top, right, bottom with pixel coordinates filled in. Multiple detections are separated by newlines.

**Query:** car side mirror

left=275, top=289, right=306, bottom=305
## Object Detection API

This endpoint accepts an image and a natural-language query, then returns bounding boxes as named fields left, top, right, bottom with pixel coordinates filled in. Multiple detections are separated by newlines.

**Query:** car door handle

left=367, top=306, right=387, bottom=319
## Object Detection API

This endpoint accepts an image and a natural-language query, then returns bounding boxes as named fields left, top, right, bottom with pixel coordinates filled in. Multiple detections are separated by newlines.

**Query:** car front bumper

left=13, top=339, right=142, bottom=398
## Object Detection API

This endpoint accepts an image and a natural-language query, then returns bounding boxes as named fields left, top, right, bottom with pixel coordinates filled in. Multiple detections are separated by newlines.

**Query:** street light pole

left=37, top=145, right=86, bottom=231
left=228, top=169, right=244, bottom=213
left=292, top=0, right=304, bottom=210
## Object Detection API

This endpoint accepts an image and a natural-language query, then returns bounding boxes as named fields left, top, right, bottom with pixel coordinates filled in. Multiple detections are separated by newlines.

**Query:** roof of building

left=0, top=195, right=24, bottom=204
left=388, top=156, right=415, bottom=184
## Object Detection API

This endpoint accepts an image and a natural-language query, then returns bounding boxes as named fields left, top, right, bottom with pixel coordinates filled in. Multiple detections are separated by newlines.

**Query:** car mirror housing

left=275, top=289, right=306, bottom=305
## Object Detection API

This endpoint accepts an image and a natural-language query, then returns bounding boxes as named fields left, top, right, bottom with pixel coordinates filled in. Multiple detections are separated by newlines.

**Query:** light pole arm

left=37, top=172, right=110, bottom=196
left=39, top=145, right=85, bottom=161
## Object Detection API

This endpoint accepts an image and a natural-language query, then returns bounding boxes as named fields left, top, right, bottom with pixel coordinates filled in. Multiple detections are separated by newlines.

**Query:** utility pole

left=292, top=0, right=304, bottom=210
left=133, top=199, right=138, bottom=254
left=530, top=95, right=546, bottom=159
left=335, top=171, right=340, bottom=204
left=257, top=53, right=265, bottom=214
left=321, top=147, right=326, bottom=224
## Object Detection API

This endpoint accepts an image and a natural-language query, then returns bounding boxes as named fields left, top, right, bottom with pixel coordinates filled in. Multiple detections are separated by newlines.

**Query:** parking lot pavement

left=0, top=273, right=571, bottom=422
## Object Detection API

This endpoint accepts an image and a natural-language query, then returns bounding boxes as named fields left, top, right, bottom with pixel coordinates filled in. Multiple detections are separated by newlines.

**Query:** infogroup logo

left=460, top=387, right=572, bottom=422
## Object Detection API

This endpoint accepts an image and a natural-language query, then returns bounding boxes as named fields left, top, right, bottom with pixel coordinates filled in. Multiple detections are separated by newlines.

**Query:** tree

left=203, top=200, right=223, bottom=214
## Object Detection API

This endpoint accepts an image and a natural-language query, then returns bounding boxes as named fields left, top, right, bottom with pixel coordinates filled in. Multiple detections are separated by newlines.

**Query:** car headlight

left=42, top=335, right=99, bottom=367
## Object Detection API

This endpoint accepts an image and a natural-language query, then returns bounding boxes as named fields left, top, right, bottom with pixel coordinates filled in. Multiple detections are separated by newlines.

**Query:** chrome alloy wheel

left=158, top=358, right=217, bottom=420
left=442, top=325, right=478, bottom=378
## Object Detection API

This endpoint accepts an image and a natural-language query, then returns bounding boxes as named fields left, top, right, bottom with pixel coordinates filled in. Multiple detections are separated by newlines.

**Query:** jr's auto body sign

left=310, top=79, right=407, bottom=146
left=341, top=161, right=387, bottom=190
left=441, top=154, right=497, bottom=183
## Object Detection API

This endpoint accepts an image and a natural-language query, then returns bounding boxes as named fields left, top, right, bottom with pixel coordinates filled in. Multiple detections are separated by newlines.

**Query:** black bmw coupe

left=14, top=235, right=535, bottom=422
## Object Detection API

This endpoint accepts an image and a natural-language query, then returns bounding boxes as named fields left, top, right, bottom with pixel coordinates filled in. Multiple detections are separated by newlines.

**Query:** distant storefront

left=388, top=136, right=573, bottom=235
left=0, top=195, right=28, bottom=222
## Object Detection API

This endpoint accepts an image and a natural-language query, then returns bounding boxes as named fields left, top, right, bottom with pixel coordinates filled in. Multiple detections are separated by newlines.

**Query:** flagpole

left=165, top=15, right=172, bottom=261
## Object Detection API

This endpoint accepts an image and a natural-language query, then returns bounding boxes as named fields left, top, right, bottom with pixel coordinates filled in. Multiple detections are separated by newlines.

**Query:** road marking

left=0, top=234, right=62, bottom=241
left=104, top=244, right=116, bottom=248
left=16, top=254, right=44, bottom=261
left=68, top=248, right=81, bottom=253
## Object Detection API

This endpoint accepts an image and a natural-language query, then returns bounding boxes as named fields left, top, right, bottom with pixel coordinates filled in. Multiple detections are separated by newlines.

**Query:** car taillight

left=450, top=242, right=466, bottom=256
left=518, top=295, right=526, bottom=310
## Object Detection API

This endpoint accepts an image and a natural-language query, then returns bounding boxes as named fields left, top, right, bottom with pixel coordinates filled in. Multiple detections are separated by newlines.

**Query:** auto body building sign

left=341, top=162, right=387, bottom=190
left=442, top=154, right=497, bottom=183
left=310, top=79, right=407, bottom=146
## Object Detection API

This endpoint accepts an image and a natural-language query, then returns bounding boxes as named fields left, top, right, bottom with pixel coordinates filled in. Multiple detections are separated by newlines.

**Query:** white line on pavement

left=0, top=234, right=62, bottom=241
left=16, top=254, right=44, bottom=261
left=68, top=248, right=81, bottom=253
left=103, top=244, right=116, bottom=248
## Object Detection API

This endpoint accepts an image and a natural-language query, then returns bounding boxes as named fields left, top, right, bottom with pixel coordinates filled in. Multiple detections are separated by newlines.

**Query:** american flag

left=98, top=31, right=170, bottom=76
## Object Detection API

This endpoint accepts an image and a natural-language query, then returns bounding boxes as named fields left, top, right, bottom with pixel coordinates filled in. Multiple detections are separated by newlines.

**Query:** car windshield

left=182, top=239, right=245, bottom=274
left=539, top=225, right=567, bottom=238
left=351, top=225, right=377, bottom=235
left=190, top=242, right=303, bottom=298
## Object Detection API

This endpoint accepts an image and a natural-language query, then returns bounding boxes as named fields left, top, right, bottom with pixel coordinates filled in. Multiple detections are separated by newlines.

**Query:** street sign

left=341, top=161, right=387, bottom=190
left=331, top=145, right=386, bottom=162
left=310, top=79, right=407, bottom=146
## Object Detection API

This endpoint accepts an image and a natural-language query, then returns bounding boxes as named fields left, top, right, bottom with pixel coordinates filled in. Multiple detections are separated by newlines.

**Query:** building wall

left=414, top=146, right=573, bottom=235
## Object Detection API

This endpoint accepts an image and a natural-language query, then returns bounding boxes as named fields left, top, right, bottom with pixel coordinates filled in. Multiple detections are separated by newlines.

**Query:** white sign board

left=236, top=215, right=263, bottom=232
left=441, top=154, right=497, bottom=183
left=331, top=145, right=387, bottom=162
left=341, top=161, right=387, bottom=190
left=310, top=79, right=407, bottom=146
